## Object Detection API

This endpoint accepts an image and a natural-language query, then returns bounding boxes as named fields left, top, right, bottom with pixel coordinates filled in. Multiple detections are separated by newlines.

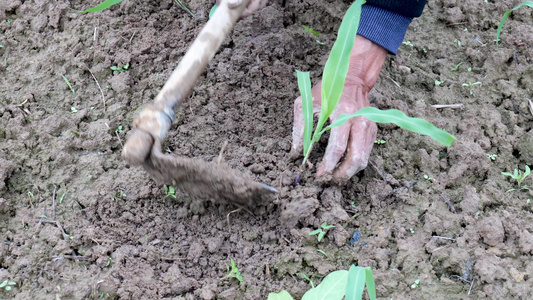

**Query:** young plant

left=502, top=165, right=530, bottom=191
left=309, top=221, right=335, bottom=242
left=164, top=184, right=177, bottom=199
left=296, top=0, right=455, bottom=176
left=74, top=0, right=194, bottom=16
left=111, top=63, right=129, bottom=75
left=496, top=1, right=533, bottom=48
left=462, top=81, right=482, bottom=95
left=225, top=259, right=243, bottom=283
left=0, top=280, right=16, bottom=291
left=61, top=75, right=75, bottom=96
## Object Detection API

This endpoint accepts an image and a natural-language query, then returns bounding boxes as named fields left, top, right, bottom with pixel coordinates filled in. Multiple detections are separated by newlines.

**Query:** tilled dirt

left=1, top=0, right=533, bottom=299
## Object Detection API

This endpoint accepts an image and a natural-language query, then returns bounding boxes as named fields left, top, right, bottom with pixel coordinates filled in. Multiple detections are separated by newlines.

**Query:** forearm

left=358, top=0, right=427, bottom=54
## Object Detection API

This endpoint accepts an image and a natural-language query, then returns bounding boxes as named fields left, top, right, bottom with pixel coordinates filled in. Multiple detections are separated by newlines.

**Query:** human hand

left=291, top=35, right=388, bottom=183
left=216, top=0, right=268, bottom=17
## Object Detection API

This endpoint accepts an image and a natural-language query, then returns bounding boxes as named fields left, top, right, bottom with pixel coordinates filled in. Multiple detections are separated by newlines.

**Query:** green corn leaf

left=209, top=4, right=218, bottom=19
left=322, top=107, right=456, bottom=147
left=315, top=0, right=365, bottom=138
left=74, top=0, right=125, bottom=13
left=496, top=1, right=533, bottom=48
left=268, top=290, right=294, bottom=300
left=296, top=70, right=314, bottom=158
left=302, top=270, right=349, bottom=300
left=364, top=267, right=377, bottom=300
left=345, top=265, right=366, bottom=300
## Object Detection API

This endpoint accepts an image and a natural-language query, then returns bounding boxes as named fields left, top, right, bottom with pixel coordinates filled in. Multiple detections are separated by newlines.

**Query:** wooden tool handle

left=123, top=0, right=252, bottom=165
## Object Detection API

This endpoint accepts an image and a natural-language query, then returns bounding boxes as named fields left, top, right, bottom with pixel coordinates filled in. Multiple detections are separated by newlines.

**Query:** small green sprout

left=7, top=20, right=12, bottom=24
left=61, top=75, right=75, bottom=96
left=402, top=41, right=414, bottom=47
left=298, top=272, right=315, bottom=288
left=173, top=0, right=195, bottom=17
left=527, top=199, right=531, bottom=205
left=423, top=174, right=433, bottom=182
left=115, top=125, right=123, bottom=134
left=317, top=249, right=328, bottom=257
left=0, top=280, right=16, bottom=291
left=450, top=62, right=463, bottom=71
left=411, top=279, right=420, bottom=289
left=309, top=221, right=335, bottom=243
left=487, top=153, right=497, bottom=161
left=111, top=62, right=129, bottom=75
left=454, top=39, right=461, bottom=47
left=496, top=1, right=533, bottom=48
left=302, top=25, right=320, bottom=37
left=374, top=139, right=386, bottom=145
left=226, top=259, right=243, bottom=283
left=434, top=80, right=443, bottom=86
left=502, top=165, right=530, bottom=191
left=462, top=81, right=482, bottom=95
left=106, top=257, right=113, bottom=267
left=409, top=228, right=415, bottom=234
left=71, top=107, right=78, bottom=113
left=119, top=190, right=127, bottom=198
left=164, top=185, right=177, bottom=199
left=59, top=192, right=66, bottom=204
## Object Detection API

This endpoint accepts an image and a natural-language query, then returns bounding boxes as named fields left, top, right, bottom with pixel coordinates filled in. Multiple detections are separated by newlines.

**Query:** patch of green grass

left=309, top=221, right=335, bottom=243
left=61, top=75, right=75, bottom=96
left=502, top=165, right=530, bottom=191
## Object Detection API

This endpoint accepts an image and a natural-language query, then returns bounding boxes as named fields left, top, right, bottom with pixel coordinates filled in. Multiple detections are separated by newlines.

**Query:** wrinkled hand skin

left=291, top=35, right=388, bottom=183
left=217, top=0, right=268, bottom=17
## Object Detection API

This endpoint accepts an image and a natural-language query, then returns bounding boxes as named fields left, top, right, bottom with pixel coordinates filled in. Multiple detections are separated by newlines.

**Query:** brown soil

left=1, top=0, right=533, bottom=299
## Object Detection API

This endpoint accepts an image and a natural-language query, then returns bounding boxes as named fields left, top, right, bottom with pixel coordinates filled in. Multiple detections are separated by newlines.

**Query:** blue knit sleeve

left=357, top=5, right=413, bottom=55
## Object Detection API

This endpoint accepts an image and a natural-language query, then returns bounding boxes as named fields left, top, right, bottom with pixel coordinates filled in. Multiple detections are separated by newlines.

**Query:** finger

left=316, top=118, right=351, bottom=177
left=333, top=116, right=377, bottom=182
left=290, top=82, right=322, bottom=159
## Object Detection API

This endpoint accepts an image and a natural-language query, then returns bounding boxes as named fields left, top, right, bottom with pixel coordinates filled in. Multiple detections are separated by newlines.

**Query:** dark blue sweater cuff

left=357, top=5, right=413, bottom=55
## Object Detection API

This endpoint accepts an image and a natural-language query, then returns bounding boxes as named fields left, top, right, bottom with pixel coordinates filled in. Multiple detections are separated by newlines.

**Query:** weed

left=115, top=125, right=123, bottom=134
left=411, top=279, right=420, bottom=289
left=462, top=81, right=482, bottom=95
left=164, top=185, right=177, bottom=199
left=298, top=273, right=315, bottom=288
left=173, top=0, right=195, bottom=17
left=75, top=0, right=195, bottom=16
left=496, top=1, right=533, bottom=48
left=111, top=63, right=129, bottom=75
left=527, top=199, right=531, bottom=205
left=61, top=75, right=75, bottom=96
left=295, top=0, right=455, bottom=174
left=450, top=62, right=463, bottom=71
left=71, top=107, right=78, bottom=113
left=423, top=174, right=433, bottom=182
left=434, top=79, right=443, bottom=86
left=409, top=228, right=415, bottom=234
left=486, top=153, right=497, bottom=161
left=374, top=139, right=386, bottom=145
left=59, top=192, right=66, bottom=204
left=7, top=20, right=12, bottom=24
left=0, top=280, right=16, bottom=291
left=502, top=165, right=530, bottom=191
left=302, top=25, right=324, bottom=44
left=402, top=41, right=414, bottom=47
left=316, top=249, right=328, bottom=257
left=309, top=221, right=335, bottom=242
left=225, top=259, right=243, bottom=283
left=106, top=257, right=113, bottom=267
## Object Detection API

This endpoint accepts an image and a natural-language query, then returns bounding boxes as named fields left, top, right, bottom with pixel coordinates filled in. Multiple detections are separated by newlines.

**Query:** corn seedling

left=225, top=259, right=243, bottom=283
left=111, top=63, right=129, bottom=75
left=269, top=265, right=376, bottom=300
left=502, top=165, right=530, bottom=191
left=309, top=221, right=335, bottom=242
left=462, top=81, right=482, bottom=95
left=496, top=1, right=533, bottom=48
left=296, top=0, right=455, bottom=178
left=61, top=75, right=75, bottom=96
left=0, top=280, right=16, bottom=291
left=164, top=184, right=177, bottom=199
